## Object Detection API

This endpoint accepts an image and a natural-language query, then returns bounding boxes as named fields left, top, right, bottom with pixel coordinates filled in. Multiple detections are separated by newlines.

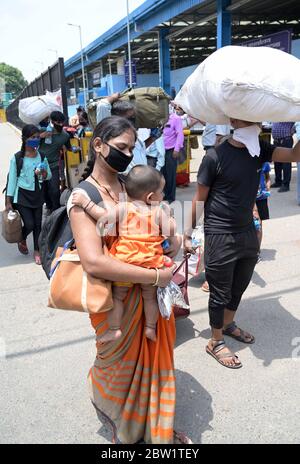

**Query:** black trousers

left=273, top=137, right=293, bottom=187
left=44, top=166, right=60, bottom=211
left=161, top=148, right=177, bottom=203
left=204, top=228, right=259, bottom=329
left=16, top=204, right=43, bottom=251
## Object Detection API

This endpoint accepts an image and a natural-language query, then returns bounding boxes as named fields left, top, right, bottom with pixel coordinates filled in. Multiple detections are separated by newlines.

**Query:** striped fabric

left=88, top=285, right=176, bottom=444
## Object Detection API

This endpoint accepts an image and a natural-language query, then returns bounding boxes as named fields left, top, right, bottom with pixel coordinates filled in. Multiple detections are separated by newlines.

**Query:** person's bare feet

left=201, top=281, right=209, bottom=292
left=145, top=326, right=157, bottom=342
left=207, top=339, right=241, bottom=368
left=98, top=328, right=122, bottom=343
left=34, top=251, right=41, bottom=265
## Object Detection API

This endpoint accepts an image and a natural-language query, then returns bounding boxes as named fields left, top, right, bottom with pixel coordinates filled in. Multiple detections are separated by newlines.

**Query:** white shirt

left=202, top=124, right=231, bottom=147
left=146, top=136, right=165, bottom=170
left=124, top=138, right=147, bottom=175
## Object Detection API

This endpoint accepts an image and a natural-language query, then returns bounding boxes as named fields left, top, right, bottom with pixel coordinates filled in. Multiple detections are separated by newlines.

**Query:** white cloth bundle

left=175, top=45, right=300, bottom=124
left=19, top=90, right=62, bottom=125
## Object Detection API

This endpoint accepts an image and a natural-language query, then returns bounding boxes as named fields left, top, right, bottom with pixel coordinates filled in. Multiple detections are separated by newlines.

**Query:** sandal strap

left=211, top=340, right=226, bottom=353
left=223, top=321, right=238, bottom=334
left=217, top=351, right=239, bottom=360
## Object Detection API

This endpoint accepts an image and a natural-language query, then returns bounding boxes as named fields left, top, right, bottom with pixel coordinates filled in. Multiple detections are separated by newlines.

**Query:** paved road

left=0, top=122, right=299, bottom=444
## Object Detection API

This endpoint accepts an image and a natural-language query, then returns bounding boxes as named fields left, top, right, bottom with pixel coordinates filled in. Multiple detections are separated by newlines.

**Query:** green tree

left=0, top=63, right=28, bottom=97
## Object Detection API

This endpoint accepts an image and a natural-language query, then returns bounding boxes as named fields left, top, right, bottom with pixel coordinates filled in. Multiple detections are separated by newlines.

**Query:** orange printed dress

left=109, top=202, right=165, bottom=286
left=88, top=201, right=176, bottom=444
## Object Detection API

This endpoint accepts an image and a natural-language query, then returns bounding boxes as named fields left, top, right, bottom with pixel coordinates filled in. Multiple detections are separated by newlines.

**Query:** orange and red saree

left=88, top=285, right=176, bottom=444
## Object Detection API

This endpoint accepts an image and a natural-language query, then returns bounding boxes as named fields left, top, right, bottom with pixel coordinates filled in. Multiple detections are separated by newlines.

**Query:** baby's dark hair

left=125, top=165, right=163, bottom=200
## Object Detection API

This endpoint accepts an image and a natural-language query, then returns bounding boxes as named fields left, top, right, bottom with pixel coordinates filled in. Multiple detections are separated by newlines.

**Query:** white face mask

left=232, top=124, right=261, bottom=157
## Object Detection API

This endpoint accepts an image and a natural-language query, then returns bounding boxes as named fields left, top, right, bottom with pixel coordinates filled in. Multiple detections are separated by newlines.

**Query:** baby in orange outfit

left=72, top=165, right=176, bottom=343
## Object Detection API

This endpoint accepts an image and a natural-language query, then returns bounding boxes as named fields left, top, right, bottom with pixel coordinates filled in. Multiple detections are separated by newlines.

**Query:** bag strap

left=173, top=253, right=190, bottom=288
left=79, top=180, right=103, bottom=204
left=173, top=253, right=190, bottom=275
left=49, top=238, right=75, bottom=278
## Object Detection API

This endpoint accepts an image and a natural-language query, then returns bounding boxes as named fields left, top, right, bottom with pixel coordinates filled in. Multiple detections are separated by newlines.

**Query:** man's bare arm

left=272, top=141, right=300, bottom=163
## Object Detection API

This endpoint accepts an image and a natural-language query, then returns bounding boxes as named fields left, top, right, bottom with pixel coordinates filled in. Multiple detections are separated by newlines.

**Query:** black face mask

left=53, top=123, right=63, bottom=133
left=101, top=142, right=133, bottom=172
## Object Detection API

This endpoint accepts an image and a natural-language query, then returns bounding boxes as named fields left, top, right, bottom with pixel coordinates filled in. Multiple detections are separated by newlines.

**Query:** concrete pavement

left=0, top=122, right=299, bottom=444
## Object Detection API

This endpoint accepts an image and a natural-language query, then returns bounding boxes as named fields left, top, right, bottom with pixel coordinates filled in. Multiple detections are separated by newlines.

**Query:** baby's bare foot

left=145, top=327, right=157, bottom=342
left=99, top=329, right=122, bottom=343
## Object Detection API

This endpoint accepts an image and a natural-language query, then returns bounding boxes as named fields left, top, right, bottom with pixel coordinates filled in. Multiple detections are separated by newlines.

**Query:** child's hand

left=72, top=191, right=90, bottom=209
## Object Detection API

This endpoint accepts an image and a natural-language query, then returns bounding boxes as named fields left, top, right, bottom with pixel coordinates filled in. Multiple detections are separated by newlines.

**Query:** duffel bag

left=119, top=87, right=171, bottom=128
left=175, top=45, right=300, bottom=124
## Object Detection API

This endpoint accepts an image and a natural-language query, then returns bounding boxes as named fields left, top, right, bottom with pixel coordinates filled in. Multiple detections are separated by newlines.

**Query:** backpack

left=119, top=87, right=171, bottom=129
left=39, top=181, right=102, bottom=280
left=3, top=151, right=46, bottom=195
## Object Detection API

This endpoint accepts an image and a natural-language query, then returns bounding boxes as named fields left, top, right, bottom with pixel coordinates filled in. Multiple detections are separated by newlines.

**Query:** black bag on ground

left=39, top=181, right=102, bottom=279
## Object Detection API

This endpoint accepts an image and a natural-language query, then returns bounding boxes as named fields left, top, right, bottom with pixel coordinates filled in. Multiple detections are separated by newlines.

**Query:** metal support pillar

left=217, top=0, right=232, bottom=49
left=158, top=28, right=171, bottom=95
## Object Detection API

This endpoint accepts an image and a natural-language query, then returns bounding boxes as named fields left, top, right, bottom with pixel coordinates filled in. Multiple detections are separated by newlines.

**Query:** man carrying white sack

left=184, top=120, right=300, bottom=369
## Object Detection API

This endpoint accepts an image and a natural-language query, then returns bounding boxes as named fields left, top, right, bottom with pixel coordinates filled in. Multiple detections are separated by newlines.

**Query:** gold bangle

left=152, top=268, right=160, bottom=287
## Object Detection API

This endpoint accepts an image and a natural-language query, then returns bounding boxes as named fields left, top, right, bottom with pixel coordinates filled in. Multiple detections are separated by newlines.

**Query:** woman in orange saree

left=69, top=116, right=182, bottom=444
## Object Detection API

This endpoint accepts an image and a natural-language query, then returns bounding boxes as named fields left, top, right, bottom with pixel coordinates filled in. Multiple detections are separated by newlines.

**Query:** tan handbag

left=1, top=210, right=23, bottom=243
left=48, top=241, right=113, bottom=314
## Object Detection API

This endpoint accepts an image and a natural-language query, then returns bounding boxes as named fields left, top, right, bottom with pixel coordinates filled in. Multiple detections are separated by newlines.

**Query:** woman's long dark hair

left=21, top=124, right=39, bottom=156
left=80, top=116, right=136, bottom=182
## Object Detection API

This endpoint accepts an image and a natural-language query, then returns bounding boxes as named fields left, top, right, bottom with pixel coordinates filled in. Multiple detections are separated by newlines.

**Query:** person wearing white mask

left=184, top=118, right=300, bottom=369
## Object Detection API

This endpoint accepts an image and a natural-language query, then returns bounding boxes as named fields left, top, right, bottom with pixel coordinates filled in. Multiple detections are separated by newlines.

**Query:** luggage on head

left=175, top=45, right=300, bottom=124
left=119, top=87, right=171, bottom=129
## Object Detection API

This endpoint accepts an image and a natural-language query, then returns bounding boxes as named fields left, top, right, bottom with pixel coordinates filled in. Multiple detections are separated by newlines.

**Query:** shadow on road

left=175, top=317, right=202, bottom=348
left=175, top=369, right=213, bottom=444
left=198, top=291, right=300, bottom=367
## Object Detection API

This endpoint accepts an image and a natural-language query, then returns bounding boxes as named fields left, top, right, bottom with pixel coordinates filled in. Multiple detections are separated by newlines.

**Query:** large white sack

left=19, top=91, right=62, bottom=125
left=175, top=46, right=300, bottom=124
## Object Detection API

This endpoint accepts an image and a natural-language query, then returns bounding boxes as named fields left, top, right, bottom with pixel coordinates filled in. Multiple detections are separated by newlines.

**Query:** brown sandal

left=206, top=340, right=242, bottom=369
left=223, top=322, right=255, bottom=344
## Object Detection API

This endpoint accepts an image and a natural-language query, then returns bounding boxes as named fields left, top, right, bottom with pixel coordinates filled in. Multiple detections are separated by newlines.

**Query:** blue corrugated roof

left=65, top=0, right=206, bottom=76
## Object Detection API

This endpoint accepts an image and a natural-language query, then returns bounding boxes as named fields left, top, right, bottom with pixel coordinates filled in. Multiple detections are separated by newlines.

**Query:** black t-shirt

left=197, top=139, right=275, bottom=234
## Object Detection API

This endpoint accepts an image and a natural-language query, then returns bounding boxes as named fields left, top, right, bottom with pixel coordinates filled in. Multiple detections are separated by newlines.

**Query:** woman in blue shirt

left=6, top=124, right=52, bottom=264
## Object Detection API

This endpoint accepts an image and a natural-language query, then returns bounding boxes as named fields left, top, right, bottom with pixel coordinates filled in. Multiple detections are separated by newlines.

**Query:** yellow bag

left=48, top=243, right=113, bottom=314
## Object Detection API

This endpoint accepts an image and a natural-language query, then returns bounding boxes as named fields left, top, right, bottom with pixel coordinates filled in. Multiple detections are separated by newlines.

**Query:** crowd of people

left=4, top=96, right=300, bottom=443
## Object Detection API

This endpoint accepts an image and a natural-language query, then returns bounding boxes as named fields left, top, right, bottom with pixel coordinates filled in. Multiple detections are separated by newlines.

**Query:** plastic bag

left=157, top=281, right=190, bottom=320
left=188, top=226, right=205, bottom=277
left=19, top=90, right=62, bottom=125
left=175, top=45, right=300, bottom=124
